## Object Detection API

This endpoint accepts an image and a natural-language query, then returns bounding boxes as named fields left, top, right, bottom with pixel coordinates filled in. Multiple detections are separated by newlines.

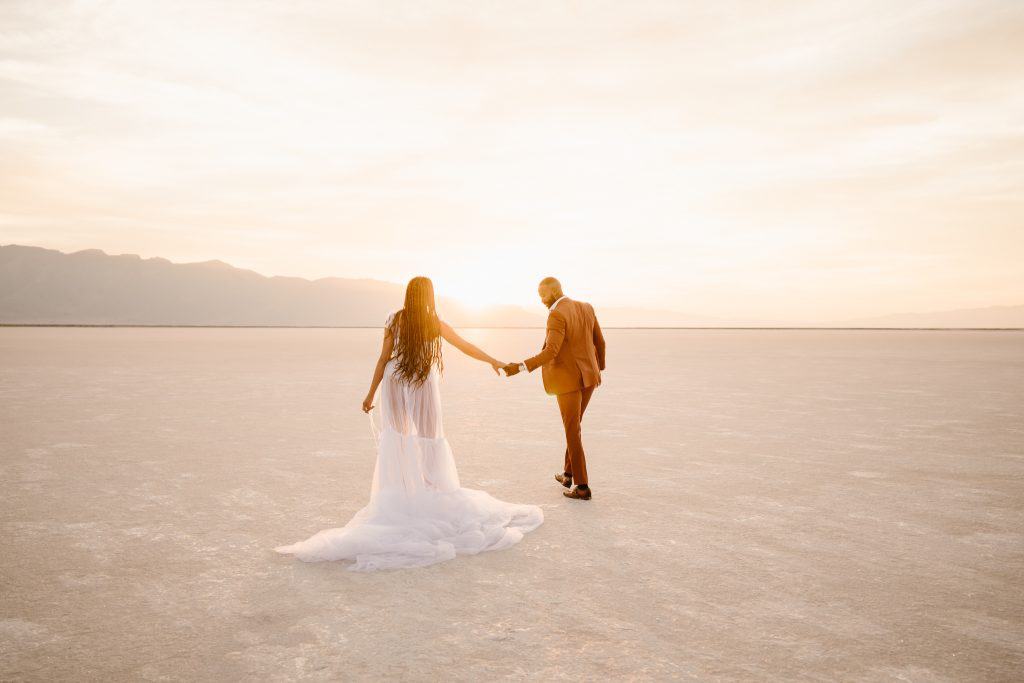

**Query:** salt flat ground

left=1, top=327, right=1022, bottom=681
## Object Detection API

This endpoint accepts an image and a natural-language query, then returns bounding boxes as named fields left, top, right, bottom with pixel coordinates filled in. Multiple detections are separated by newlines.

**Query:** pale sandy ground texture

left=1, top=327, right=1023, bottom=681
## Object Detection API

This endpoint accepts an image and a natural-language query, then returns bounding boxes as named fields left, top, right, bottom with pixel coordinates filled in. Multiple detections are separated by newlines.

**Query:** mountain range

left=1, top=244, right=1020, bottom=328
left=0, top=244, right=713, bottom=327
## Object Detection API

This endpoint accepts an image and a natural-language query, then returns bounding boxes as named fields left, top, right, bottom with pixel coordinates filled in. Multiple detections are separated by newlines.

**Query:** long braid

left=390, top=276, right=443, bottom=386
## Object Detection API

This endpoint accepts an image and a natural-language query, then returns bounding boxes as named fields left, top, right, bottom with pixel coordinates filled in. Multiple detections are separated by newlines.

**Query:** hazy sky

left=1, top=1, right=1022, bottom=321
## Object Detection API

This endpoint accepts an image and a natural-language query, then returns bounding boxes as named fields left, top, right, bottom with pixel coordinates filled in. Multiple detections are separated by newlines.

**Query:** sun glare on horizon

left=429, top=266, right=542, bottom=313
left=1, top=1, right=1022, bottom=322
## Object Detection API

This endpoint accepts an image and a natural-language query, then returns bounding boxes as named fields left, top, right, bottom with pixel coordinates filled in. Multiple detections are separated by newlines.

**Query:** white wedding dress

left=274, top=312, right=544, bottom=571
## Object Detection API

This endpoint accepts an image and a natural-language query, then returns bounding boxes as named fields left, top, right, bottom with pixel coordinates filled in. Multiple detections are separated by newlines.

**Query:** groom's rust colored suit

left=523, top=298, right=606, bottom=486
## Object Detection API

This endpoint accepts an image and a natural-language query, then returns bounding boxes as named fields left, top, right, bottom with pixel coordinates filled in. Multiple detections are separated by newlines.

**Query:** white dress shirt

left=518, top=295, right=568, bottom=373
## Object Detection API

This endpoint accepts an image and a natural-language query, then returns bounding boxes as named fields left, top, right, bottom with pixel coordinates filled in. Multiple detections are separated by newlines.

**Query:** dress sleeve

left=385, top=312, right=395, bottom=330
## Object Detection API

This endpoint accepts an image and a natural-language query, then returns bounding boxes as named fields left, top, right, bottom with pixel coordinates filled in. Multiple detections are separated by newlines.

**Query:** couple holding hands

left=276, top=275, right=605, bottom=571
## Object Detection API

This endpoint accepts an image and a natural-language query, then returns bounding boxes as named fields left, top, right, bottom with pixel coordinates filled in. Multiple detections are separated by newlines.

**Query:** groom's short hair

left=539, top=276, right=561, bottom=290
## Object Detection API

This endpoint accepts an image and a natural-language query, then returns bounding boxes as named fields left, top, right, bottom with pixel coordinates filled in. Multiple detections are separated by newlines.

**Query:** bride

left=274, top=276, right=543, bottom=571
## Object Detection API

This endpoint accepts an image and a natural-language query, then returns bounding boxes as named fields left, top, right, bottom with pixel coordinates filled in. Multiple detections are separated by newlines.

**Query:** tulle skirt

left=274, top=359, right=543, bottom=571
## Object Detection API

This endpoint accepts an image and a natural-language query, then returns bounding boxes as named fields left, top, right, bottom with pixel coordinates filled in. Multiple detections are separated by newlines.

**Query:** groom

left=503, top=277, right=606, bottom=500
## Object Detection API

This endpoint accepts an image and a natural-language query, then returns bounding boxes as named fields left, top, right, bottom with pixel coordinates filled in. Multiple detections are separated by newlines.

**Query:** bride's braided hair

left=389, top=276, right=444, bottom=386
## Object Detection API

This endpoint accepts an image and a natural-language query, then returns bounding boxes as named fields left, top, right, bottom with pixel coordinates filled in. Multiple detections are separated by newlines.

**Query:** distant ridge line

left=3, top=244, right=1022, bottom=327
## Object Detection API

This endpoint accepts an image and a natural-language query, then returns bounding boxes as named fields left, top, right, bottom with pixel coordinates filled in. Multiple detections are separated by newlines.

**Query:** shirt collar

left=548, top=295, right=568, bottom=310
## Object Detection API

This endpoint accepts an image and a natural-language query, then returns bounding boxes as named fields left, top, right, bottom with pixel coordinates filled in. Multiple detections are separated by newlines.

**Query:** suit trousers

left=558, top=385, right=595, bottom=486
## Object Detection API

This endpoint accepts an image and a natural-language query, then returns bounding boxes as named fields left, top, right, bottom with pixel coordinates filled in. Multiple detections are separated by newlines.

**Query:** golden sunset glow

left=1, top=2, right=1022, bottom=320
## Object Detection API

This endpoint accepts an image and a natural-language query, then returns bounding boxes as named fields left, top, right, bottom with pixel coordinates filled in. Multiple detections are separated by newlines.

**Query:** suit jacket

left=524, top=298, right=606, bottom=395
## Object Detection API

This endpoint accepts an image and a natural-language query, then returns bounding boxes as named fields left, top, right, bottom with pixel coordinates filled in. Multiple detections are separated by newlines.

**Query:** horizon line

left=1, top=324, right=1021, bottom=332
left=4, top=243, right=1021, bottom=324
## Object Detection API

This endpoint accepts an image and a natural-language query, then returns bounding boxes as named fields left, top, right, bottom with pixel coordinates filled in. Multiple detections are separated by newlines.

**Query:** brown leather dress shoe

left=563, top=486, right=592, bottom=500
left=555, top=473, right=573, bottom=488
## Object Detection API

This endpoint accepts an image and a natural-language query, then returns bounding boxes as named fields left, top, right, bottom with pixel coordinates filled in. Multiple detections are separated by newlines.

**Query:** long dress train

left=274, top=314, right=543, bottom=571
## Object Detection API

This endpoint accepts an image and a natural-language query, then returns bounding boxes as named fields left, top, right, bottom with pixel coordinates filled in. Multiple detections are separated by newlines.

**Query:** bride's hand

left=361, top=395, right=374, bottom=413
left=490, top=360, right=505, bottom=375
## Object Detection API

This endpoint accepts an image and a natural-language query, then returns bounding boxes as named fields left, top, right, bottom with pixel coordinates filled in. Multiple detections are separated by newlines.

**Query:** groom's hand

left=502, top=363, right=521, bottom=377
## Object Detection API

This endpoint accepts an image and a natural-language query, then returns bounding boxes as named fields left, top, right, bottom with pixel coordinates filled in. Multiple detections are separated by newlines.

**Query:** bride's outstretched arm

left=439, top=321, right=504, bottom=374
left=362, top=327, right=395, bottom=412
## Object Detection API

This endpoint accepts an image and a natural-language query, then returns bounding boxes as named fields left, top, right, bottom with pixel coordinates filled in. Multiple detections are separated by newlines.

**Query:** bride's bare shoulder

left=441, top=320, right=467, bottom=344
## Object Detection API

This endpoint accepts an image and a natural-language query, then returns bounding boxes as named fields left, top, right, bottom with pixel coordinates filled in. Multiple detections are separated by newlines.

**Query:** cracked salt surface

left=1, top=327, right=1022, bottom=680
